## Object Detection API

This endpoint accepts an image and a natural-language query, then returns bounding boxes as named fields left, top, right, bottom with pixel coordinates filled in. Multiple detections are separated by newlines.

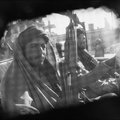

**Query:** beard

left=78, top=45, right=85, bottom=50
left=28, top=55, right=45, bottom=68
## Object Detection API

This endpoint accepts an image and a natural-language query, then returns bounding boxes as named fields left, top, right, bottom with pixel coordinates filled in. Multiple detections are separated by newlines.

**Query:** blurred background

left=0, top=0, right=120, bottom=60
left=0, top=0, right=120, bottom=119
left=0, top=1, right=120, bottom=82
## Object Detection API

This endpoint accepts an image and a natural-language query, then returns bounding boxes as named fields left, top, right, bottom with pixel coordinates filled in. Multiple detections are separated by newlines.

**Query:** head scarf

left=77, top=28, right=85, bottom=38
left=77, top=28, right=98, bottom=71
left=17, top=26, right=49, bottom=52
left=1, top=26, right=62, bottom=116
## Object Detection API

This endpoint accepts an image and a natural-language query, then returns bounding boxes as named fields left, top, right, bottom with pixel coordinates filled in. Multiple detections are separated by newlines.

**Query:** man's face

left=25, top=37, right=47, bottom=66
left=77, top=33, right=86, bottom=49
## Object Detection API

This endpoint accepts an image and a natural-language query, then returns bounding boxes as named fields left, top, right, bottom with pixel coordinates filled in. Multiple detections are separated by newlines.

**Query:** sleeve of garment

left=77, top=62, right=112, bottom=88
left=78, top=49, right=98, bottom=71
left=77, top=78, right=119, bottom=103
left=84, top=49, right=98, bottom=65
left=88, top=78, right=119, bottom=98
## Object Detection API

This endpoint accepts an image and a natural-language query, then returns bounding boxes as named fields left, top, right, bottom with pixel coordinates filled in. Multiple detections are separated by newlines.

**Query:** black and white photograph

left=0, top=1, right=120, bottom=120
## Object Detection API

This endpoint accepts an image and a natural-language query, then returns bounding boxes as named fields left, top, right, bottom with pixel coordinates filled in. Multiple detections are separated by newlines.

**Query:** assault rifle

left=62, top=12, right=84, bottom=105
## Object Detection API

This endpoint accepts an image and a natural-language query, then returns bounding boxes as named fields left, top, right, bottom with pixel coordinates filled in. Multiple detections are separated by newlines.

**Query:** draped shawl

left=1, top=26, right=62, bottom=116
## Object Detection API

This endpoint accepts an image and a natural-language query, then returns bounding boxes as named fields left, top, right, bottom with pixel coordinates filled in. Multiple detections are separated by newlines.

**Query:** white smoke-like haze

left=3, top=6, right=120, bottom=58
left=43, top=7, right=120, bottom=55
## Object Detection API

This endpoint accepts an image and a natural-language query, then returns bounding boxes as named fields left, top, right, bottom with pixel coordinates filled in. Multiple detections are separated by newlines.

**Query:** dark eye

left=41, top=44, right=46, bottom=49
left=30, top=43, right=39, bottom=48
